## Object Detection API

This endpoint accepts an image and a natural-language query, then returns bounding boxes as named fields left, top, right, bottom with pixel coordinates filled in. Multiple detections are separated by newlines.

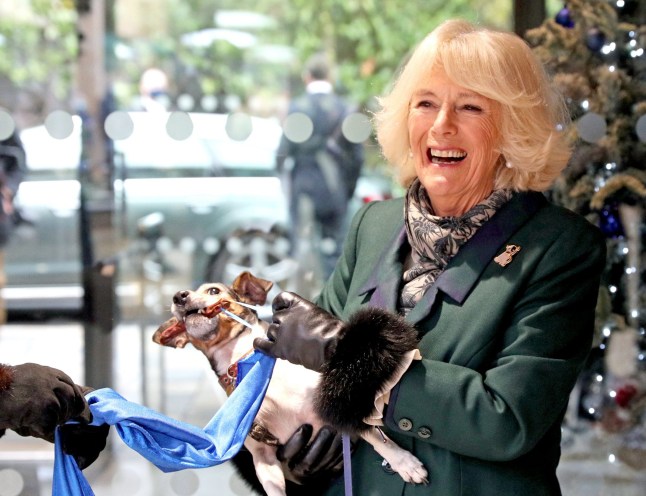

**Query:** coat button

left=381, top=459, right=395, bottom=474
left=417, top=426, right=432, bottom=439
left=397, top=418, right=413, bottom=431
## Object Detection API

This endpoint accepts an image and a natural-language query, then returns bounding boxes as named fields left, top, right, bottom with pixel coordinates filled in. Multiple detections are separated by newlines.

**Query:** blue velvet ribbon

left=52, top=351, right=275, bottom=496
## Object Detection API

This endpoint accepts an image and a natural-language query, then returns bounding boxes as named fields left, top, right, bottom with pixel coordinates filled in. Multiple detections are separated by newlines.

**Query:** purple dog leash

left=342, top=434, right=353, bottom=496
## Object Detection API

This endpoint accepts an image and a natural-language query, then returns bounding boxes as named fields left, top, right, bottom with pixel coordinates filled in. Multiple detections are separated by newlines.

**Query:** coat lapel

left=361, top=192, right=546, bottom=325
left=359, top=226, right=407, bottom=310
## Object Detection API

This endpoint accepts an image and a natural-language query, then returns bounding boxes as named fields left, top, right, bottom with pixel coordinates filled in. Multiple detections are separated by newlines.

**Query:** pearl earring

left=505, top=161, right=513, bottom=169
left=408, top=149, right=413, bottom=158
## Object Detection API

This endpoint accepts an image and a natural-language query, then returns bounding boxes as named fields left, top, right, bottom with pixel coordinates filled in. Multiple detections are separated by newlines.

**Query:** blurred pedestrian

left=0, top=122, right=26, bottom=323
left=137, top=67, right=171, bottom=112
left=276, top=53, right=364, bottom=278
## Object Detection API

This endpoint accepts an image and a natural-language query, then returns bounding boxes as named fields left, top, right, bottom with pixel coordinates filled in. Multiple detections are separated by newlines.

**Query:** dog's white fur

left=153, top=272, right=427, bottom=495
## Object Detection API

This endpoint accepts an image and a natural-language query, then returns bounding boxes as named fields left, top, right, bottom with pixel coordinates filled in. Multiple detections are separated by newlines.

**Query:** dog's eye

left=207, top=287, right=220, bottom=295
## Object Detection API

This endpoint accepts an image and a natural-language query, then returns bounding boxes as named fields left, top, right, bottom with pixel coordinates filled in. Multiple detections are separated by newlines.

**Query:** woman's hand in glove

left=279, top=424, right=345, bottom=489
left=253, top=292, right=346, bottom=372
left=229, top=424, right=346, bottom=495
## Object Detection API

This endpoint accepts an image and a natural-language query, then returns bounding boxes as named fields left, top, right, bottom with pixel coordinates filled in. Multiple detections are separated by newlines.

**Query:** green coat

left=316, top=191, right=606, bottom=496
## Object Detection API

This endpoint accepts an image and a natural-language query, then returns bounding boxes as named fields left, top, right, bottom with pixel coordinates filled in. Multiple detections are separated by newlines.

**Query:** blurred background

left=0, top=1, right=645, bottom=495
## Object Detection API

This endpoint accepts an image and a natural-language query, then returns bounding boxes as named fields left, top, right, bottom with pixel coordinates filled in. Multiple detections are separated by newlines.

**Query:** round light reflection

left=636, top=114, right=646, bottom=143
left=0, top=110, right=16, bottom=140
left=45, top=110, right=75, bottom=139
left=104, top=111, right=134, bottom=140
left=342, top=112, right=372, bottom=143
left=166, top=111, right=193, bottom=141
left=0, top=468, right=24, bottom=496
left=283, top=112, right=313, bottom=143
left=225, top=112, right=253, bottom=141
left=576, top=112, right=606, bottom=143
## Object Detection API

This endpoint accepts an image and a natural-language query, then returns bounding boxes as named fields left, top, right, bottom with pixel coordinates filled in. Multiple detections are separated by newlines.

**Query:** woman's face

left=408, top=68, right=502, bottom=217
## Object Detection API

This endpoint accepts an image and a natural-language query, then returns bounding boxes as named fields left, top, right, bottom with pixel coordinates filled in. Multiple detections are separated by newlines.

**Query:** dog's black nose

left=173, top=290, right=189, bottom=305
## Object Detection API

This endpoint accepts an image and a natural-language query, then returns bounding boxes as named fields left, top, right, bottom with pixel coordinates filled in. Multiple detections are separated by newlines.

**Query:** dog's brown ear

left=153, top=317, right=190, bottom=349
left=232, top=271, right=273, bottom=305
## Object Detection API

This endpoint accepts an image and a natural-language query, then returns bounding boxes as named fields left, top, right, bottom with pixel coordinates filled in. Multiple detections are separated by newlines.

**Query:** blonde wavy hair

left=375, top=19, right=571, bottom=191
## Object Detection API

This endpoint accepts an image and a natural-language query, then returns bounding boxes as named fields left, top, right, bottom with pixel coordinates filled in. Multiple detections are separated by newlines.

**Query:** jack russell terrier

left=153, top=271, right=427, bottom=495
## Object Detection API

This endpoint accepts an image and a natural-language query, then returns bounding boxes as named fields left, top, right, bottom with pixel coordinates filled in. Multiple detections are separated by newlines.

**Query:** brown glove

left=0, top=363, right=91, bottom=442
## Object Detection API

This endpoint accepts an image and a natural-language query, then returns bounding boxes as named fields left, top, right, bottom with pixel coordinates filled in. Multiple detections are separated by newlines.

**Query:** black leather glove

left=59, top=421, right=110, bottom=470
left=59, top=384, right=110, bottom=470
left=0, top=363, right=90, bottom=442
left=253, top=292, right=346, bottom=372
left=279, top=424, right=344, bottom=486
left=229, top=424, right=346, bottom=495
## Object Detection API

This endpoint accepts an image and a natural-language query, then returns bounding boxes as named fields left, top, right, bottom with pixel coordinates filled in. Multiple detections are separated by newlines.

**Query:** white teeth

left=431, top=149, right=466, bottom=158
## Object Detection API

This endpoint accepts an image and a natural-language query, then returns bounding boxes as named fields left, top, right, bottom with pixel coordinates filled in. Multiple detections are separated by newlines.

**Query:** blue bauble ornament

left=599, top=203, right=624, bottom=238
left=586, top=27, right=606, bottom=52
left=555, top=7, right=575, bottom=28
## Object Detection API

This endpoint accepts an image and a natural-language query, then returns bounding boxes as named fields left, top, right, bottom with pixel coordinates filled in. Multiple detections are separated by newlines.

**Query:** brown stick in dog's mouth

left=200, top=300, right=231, bottom=319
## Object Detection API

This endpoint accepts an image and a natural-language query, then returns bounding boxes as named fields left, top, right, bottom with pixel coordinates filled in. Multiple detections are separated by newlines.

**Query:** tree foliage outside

left=162, top=0, right=512, bottom=110
left=1, top=0, right=512, bottom=123
left=0, top=0, right=77, bottom=126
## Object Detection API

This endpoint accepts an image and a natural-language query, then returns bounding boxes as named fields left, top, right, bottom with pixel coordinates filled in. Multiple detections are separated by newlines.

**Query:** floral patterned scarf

left=399, top=179, right=512, bottom=312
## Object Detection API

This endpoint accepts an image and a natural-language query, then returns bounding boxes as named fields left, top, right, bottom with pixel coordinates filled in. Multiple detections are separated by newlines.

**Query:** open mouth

left=427, top=148, right=466, bottom=165
left=183, top=300, right=230, bottom=321
left=183, top=308, right=208, bottom=327
left=185, top=307, right=200, bottom=318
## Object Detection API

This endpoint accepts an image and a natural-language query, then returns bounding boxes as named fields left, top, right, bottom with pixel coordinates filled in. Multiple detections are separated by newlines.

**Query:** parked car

left=112, top=111, right=293, bottom=289
left=4, top=111, right=395, bottom=317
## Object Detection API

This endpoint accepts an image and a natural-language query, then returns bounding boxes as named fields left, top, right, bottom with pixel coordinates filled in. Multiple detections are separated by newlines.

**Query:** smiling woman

left=376, top=19, right=571, bottom=196
left=407, top=71, right=502, bottom=216
left=249, top=19, right=607, bottom=496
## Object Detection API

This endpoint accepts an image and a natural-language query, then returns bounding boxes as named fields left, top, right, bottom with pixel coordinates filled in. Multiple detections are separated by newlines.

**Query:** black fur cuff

left=314, top=307, right=418, bottom=433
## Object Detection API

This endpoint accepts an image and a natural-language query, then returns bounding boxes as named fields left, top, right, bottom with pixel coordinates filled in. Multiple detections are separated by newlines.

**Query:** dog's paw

left=387, top=451, right=429, bottom=485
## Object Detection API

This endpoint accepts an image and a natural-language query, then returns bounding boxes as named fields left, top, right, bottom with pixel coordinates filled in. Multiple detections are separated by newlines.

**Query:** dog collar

left=219, top=349, right=255, bottom=396
left=217, top=350, right=282, bottom=448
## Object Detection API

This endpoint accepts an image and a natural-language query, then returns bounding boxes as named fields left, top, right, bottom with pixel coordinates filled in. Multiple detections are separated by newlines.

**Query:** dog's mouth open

left=180, top=300, right=234, bottom=338
left=182, top=299, right=229, bottom=324
left=158, top=299, right=231, bottom=347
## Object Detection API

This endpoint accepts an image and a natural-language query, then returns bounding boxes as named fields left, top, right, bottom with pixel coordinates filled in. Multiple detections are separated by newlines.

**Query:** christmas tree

left=527, top=0, right=645, bottom=215
left=525, top=0, right=646, bottom=470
